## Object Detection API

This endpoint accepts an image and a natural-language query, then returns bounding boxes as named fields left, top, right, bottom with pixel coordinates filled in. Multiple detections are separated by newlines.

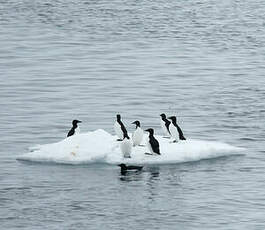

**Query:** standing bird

left=132, top=120, right=144, bottom=146
left=114, top=114, right=128, bottom=141
left=145, top=128, right=160, bottom=155
left=67, top=120, right=82, bottom=137
left=160, top=113, right=171, bottom=138
left=168, top=116, right=186, bottom=142
left=120, top=132, right=132, bottom=158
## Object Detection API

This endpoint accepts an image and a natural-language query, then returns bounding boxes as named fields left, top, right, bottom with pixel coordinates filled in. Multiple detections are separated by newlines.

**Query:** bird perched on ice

left=120, top=132, right=132, bottom=158
left=160, top=113, right=171, bottom=138
left=114, top=114, right=128, bottom=141
left=67, top=120, right=82, bottom=137
left=168, top=116, right=186, bottom=142
left=131, top=120, right=144, bottom=146
left=145, top=128, right=160, bottom=155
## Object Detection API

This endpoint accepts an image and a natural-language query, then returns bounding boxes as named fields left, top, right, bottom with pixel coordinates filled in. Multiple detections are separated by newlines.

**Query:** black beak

left=77, top=120, right=82, bottom=123
left=132, top=121, right=136, bottom=124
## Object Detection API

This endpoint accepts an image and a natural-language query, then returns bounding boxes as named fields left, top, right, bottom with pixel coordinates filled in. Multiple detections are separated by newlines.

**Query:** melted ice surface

left=18, top=129, right=245, bottom=165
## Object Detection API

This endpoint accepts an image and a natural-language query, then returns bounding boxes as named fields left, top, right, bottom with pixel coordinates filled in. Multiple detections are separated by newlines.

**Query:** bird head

left=132, top=120, right=140, bottom=127
left=118, top=164, right=127, bottom=170
left=116, top=114, right=121, bottom=121
left=72, top=120, right=82, bottom=125
left=145, top=128, right=154, bottom=135
left=160, top=113, right=166, bottom=119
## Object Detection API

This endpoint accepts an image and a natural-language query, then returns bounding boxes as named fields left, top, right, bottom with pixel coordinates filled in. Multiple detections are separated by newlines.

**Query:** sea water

left=1, top=0, right=265, bottom=229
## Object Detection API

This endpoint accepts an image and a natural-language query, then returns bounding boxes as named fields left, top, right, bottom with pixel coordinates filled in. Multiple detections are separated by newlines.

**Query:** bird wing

left=67, top=128, right=75, bottom=137
left=150, top=137, right=160, bottom=154
left=176, top=124, right=186, bottom=140
left=120, top=122, right=128, bottom=135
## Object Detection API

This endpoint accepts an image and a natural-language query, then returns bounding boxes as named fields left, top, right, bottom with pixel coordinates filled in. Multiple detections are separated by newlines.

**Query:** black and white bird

left=160, top=113, right=171, bottom=137
left=118, top=163, right=143, bottom=174
left=145, top=128, right=161, bottom=155
left=168, top=116, right=186, bottom=142
left=114, top=114, right=128, bottom=141
left=67, top=120, right=82, bottom=137
left=131, top=120, right=144, bottom=146
left=120, top=132, right=132, bottom=158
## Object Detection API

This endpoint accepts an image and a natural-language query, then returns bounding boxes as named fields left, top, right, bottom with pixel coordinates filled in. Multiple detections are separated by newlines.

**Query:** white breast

left=146, top=139, right=155, bottom=155
left=160, top=119, right=170, bottom=136
left=75, top=126, right=80, bottom=135
left=120, top=138, right=132, bottom=158
left=114, top=121, right=123, bottom=139
left=132, top=127, right=144, bottom=146
left=169, top=123, right=178, bottom=141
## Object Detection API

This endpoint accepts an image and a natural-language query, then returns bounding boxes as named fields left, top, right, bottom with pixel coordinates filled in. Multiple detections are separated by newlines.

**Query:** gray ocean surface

left=1, top=0, right=265, bottom=229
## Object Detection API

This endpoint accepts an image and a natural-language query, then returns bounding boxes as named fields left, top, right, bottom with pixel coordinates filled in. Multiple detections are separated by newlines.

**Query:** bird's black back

left=118, top=120, right=128, bottom=136
left=118, top=164, right=143, bottom=172
left=127, top=165, right=143, bottom=170
left=67, top=127, right=75, bottom=137
left=162, top=117, right=171, bottom=134
left=150, top=136, right=160, bottom=155
left=176, top=124, right=186, bottom=140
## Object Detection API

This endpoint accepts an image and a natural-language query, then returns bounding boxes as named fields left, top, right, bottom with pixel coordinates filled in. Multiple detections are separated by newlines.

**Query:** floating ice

left=17, top=129, right=245, bottom=165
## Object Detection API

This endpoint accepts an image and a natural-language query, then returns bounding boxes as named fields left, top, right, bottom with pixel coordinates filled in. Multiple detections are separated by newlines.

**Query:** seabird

left=114, top=114, right=128, bottom=141
left=118, top=163, right=143, bottom=174
left=120, top=132, right=132, bottom=158
left=168, top=116, right=186, bottom=142
left=145, top=128, right=161, bottom=155
left=67, top=120, right=82, bottom=137
left=160, top=113, right=171, bottom=138
left=132, top=120, right=144, bottom=146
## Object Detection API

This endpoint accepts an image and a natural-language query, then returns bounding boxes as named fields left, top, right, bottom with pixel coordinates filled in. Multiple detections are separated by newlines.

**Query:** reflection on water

left=148, top=166, right=160, bottom=179
left=146, top=167, right=160, bottom=201
left=119, top=166, right=160, bottom=183
left=119, top=170, right=143, bottom=182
